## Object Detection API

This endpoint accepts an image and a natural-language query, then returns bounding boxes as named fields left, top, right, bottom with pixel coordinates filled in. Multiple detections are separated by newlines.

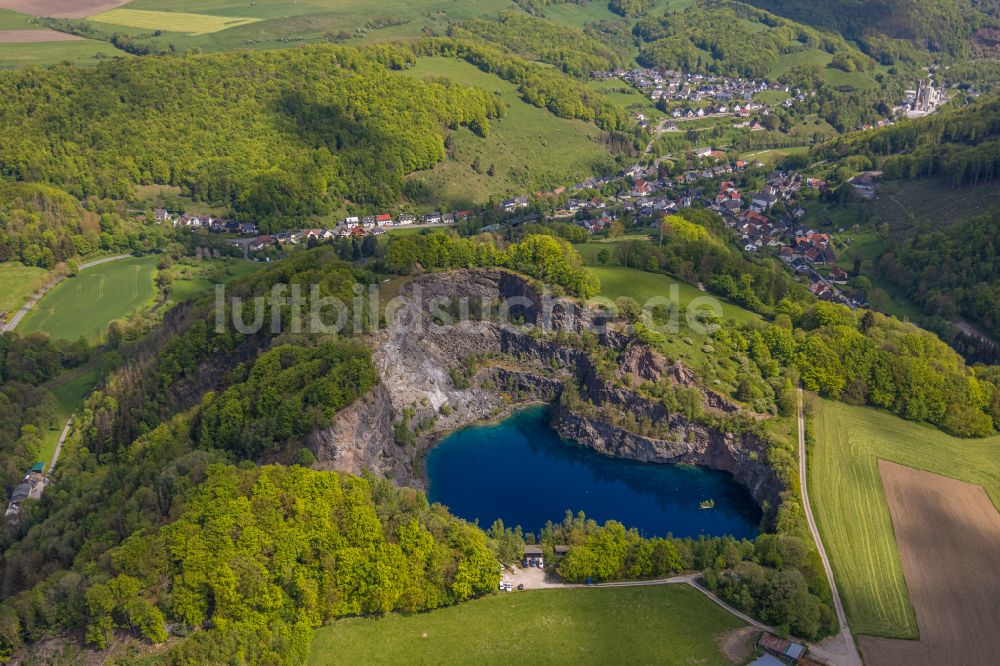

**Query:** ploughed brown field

left=0, top=29, right=81, bottom=42
left=0, top=0, right=129, bottom=19
left=859, top=460, right=1000, bottom=665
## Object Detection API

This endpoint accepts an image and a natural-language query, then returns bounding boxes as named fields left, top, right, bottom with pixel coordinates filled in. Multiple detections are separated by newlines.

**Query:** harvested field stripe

left=858, top=462, right=1000, bottom=665
left=87, top=8, right=261, bottom=36
left=0, top=29, right=81, bottom=43
left=810, top=397, right=1000, bottom=639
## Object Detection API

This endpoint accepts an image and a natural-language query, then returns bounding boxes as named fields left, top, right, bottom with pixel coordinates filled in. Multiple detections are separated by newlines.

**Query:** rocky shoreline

left=308, top=268, right=784, bottom=512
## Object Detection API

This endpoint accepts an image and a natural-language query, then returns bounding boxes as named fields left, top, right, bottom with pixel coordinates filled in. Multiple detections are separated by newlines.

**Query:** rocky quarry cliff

left=309, top=269, right=784, bottom=514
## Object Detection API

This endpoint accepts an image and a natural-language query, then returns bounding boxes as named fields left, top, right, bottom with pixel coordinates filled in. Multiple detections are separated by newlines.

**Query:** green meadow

left=0, top=7, right=37, bottom=29
left=168, top=259, right=265, bottom=304
left=400, top=57, right=615, bottom=210
left=0, top=39, right=125, bottom=69
left=587, top=265, right=760, bottom=326
left=19, top=255, right=159, bottom=343
left=309, top=585, right=747, bottom=666
left=768, top=49, right=878, bottom=90
left=34, top=361, right=105, bottom=469
left=0, top=262, right=49, bottom=321
left=809, top=397, right=1000, bottom=638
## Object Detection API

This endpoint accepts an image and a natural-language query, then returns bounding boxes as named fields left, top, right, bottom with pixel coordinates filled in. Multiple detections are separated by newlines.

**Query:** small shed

left=30, top=462, right=44, bottom=474
left=748, top=655, right=786, bottom=666
left=554, top=545, right=571, bottom=556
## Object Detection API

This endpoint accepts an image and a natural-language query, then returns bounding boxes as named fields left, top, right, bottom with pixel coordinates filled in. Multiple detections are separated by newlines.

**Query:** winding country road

left=0, top=254, right=133, bottom=333
left=797, top=388, right=863, bottom=666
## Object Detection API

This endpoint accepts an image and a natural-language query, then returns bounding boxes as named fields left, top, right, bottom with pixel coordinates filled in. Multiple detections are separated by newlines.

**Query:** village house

left=849, top=171, right=881, bottom=199
left=750, top=190, right=777, bottom=212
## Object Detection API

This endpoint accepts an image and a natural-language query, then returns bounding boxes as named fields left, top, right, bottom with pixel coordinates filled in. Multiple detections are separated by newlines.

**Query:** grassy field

left=0, top=7, right=36, bottom=29
left=740, top=146, right=810, bottom=165
left=19, top=255, right=159, bottom=343
left=768, top=49, right=877, bottom=90
left=309, top=585, right=748, bottom=665
left=588, top=265, right=760, bottom=326
left=587, top=79, right=660, bottom=119
left=34, top=361, right=105, bottom=468
left=400, top=57, right=614, bottom=210
left=169, top=259, right=265, bottom=303
left=0, top=262, right=49, bottom=322
left=809, top=397, right=1000, bottom=638
left=89, top=8, right=261, bottom=35
left=0, top=38, right=124, bottom=68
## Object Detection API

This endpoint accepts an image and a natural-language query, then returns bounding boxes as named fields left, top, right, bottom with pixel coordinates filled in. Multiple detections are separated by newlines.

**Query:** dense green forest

left=879, top=210, right=1000, bottom=340
left=0, top=47, right=504, bottom=229
left=610, top=0, right=657, bottom=18
left=451, top=12, right=622, bottom=78
left=382, top=231, right=600, bottom=298
left=198, top=341, right=379, bottom=458
left=634, top=1, right=873, bottom=79
left=404, top=38, right=629, bottom=131
left=745, top=0, right=998, bottom=56
left=817, top=96, right=1000, bottom=185
left=0, top=183, right=167, bottom=268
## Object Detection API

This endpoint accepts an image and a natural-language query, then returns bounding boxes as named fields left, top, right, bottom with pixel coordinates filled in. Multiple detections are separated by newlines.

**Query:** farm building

left=758, top=632, right=806, bottom=662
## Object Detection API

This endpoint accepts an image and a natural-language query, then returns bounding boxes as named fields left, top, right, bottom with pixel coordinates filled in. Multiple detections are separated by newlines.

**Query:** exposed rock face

left=309, top=268, right=782, bottom=510
left=551, top=405, right=779, bottom=507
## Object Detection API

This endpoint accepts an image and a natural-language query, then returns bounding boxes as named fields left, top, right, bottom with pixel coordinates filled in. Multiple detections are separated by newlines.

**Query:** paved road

left=798, top=388, right=863, bottom=666
left=1, top=254, right=134, bottom=333
left=644, top=118, right=668, bottom=155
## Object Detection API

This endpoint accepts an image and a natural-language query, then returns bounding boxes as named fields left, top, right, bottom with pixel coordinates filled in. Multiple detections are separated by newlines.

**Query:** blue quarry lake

left=426, top=406, right=762, bottom=539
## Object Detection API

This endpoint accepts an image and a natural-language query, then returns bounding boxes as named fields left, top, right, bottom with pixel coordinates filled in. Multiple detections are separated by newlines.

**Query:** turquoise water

left=426, top=406, right=761, bottom=539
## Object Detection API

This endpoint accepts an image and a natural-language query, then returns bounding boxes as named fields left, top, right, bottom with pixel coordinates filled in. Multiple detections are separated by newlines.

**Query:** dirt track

left=0, top=29, right=81, bottom=42
left=859, top=460, right=1000, bottom=665
left=0, top=0, right=129, bottom=19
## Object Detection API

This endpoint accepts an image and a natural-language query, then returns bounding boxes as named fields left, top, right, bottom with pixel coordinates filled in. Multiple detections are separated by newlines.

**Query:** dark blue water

left=426, top=406, right=761, bottom=539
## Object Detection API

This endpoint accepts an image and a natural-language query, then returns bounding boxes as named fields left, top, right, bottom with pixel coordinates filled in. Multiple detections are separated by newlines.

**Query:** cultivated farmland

left=809, top=397, right=1000, bottom=639
left=0, top=0, right=129, bottom=19
left=0, top=29, right=81, bottom=42
left=88, top=8, right=261, bottom=35
left=309, top=585, right=749, bottom=665
left=858, top=461, right=1000, bottom=665
left=18, top=255, right=159, bottom=342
